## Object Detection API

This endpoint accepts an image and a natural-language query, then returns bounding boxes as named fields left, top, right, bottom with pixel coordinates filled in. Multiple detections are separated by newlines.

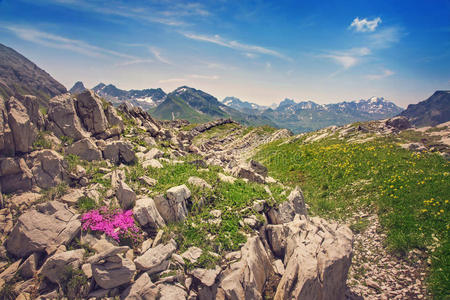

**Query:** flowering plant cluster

left=81, top=206, right=142, bottom=244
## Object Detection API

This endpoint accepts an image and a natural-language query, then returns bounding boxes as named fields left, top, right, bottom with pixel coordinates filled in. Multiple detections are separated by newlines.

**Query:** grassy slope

left=151, top=95, right=213, bottom=123
left=254, top=126, right=449, bottom=297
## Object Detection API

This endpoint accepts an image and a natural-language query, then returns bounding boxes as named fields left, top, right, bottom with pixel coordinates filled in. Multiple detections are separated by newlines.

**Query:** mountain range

left=0, top=43, right=66, bottom=107
left=1, top=42, right=447, bottom=132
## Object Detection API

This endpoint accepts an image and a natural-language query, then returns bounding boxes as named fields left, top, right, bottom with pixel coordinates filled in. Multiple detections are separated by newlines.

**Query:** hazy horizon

left=1, top=0, right=449, bottom=107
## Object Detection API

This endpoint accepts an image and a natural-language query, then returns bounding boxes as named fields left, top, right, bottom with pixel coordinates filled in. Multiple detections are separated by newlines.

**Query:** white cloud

left=350, top=17, right=382, bottom=32
left=189, top=74, right=219, bottom=80
left=182, top=32, right=291, bottom=60
left=149, top=47, right=171, bottom=64
left=27, top=0, right=211, bottom=27
left=324, top=55, right=358, bottom=69
left=6, top=26, right=136, bottom=60
left=366, top=69, right=394, bottom=80
left=321, top=47, right=371, bottom=69
left=114, top=59, right=154, bottom=67
left=369, top=27, right=402, bottom=49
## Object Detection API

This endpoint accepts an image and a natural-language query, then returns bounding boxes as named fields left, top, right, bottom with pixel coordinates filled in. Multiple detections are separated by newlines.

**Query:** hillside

left=0, top=43, right=66, bottom=107
left=152, top=86, right=277, bottom=127
left=399, top=90, right=450, bottom=127
left=223, top=96, right=404, bottom=133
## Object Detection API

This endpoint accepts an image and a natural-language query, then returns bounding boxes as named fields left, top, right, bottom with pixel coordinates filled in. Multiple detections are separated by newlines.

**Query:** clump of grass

left=60, top=135, right=74, bottom=146
left=40, top=182, right=69, bottom=202
left=76, top=196, right=97, bottom=212
left=33, top=132, right=53, bottom=150
left=350, top=218, right=370, bottom=234
left=60, top=266, right=89, bottom=299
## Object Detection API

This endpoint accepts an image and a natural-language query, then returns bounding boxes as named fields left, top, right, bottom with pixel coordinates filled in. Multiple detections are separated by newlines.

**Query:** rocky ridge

left=0, top=90, right=354, bottom=299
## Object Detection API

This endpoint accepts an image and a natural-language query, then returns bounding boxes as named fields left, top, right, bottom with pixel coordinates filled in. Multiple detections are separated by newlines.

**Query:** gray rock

left=103, top=140, right=136, bottom=164
left=40, top=249, right=84, bottom=283
left=133, top=197, right=165, bottom=228
left=234, top=166, right=265, bottom=183
left=217, top=236, right=272, bottom=299
left=117, top=180, right=136, bottom=209
left=18, top=252, right=41, bottom=279
left=92, top=257, right=136, bottom=289
left=75, top=90, right=109, bottom=135
left=154, top=185, right=190, bottom=223
left=87, top=246, right=129, bottom=265
left=47, top=93, right=90, bottom=140
left=181, top=246, right=203, bottom=264
left=142, top=159, right=163, bottom=169
left=138, top=176, right=157, bottom=187
left=385, top=116, right=411, bottom=131
left=187, top=176, right=212, bottom=189
left=266, top=215, right=353, bottom=300
left=191, top=266, right=221, bottom=287
left=29, top=149, right=69, bottom=189
left=134, top=240, right=176, bottom=274
left=120, top=272, right=158, bottom=300
left=158, top=283, right=188, bottom=300
left=267, top=186, right=306, bottom=224
left=250, top=160, right=268, bottom=177
left=6, top=201, right=80, bottom=257
left=6, top=96, right=38, bottom=153
left=65, top=138, right=102, bottom=161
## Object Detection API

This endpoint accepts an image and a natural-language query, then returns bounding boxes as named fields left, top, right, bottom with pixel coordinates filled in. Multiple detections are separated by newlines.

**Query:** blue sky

left=1, top=0, right=449, bottom=107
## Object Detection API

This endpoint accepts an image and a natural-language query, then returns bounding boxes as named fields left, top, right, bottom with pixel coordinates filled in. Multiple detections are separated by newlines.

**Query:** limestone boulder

left=234, top=166, right=264, bottom=183
left=216, top=236, right=273, bottom=300
left=250, top=160, right=268, bottom=177
left=65, top=138, right=102, bottom=161
left=6, top=97, right=38, bottom=153
left=385, top=116, right=411, bottom=131
left=46, top=93, right=90, bottom=140
left=154, top=185, right=191, bottom=223
left=116, top=180, right=136, bottom=209
left=103, top=140, right=136, bottom=164
left=265, top=215, right=353, bottom=300
left=40, top=249, right=84, bottom=283
left=92, top=257, right=136, bottom=289
left=120, top=272, right=158, bottom=300
left=28, top=149, right=69, bottom=189
left=134, top=240, right=176, bottom=274
left=267, top=186, right=307, bottom=225
left=188, top=176, right=212, bottom=189
left=0, top=157, right=33, bottom=193
left=6, top=201, right=81, bottom=257
left=133, top=197, right=165, bottom=228
left=75, top=90, right=109, bottom=135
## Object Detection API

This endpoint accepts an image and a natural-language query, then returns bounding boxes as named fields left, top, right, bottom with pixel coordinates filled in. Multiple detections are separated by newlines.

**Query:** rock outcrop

left=266, top=215, right=353, bottom=300
left=217, top=236, right=273, bottom=299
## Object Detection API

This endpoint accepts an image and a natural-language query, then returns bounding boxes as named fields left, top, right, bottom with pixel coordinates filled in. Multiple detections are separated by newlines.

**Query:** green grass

left=125, top=158, right=284, bottom=267
left=254, top=133, right=449, bottom=297
left=33, top=132, right=52, bottom=150
left=76, top=196, right=97, bottom=212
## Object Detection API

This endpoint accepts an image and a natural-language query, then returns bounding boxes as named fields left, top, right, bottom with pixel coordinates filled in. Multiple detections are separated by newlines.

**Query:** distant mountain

left=0, top=43, right=66, bottom=106
left=222, top=95, right=404, bottom=133
left=91, top=83, right=166, bottom=110
left=69, top=81, right=87, bottom=94
left=399, top=91, right=450, bottom=127
left=151, top=86, right=277, bottom=127
left=222, top=97, right=267, bottom=114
